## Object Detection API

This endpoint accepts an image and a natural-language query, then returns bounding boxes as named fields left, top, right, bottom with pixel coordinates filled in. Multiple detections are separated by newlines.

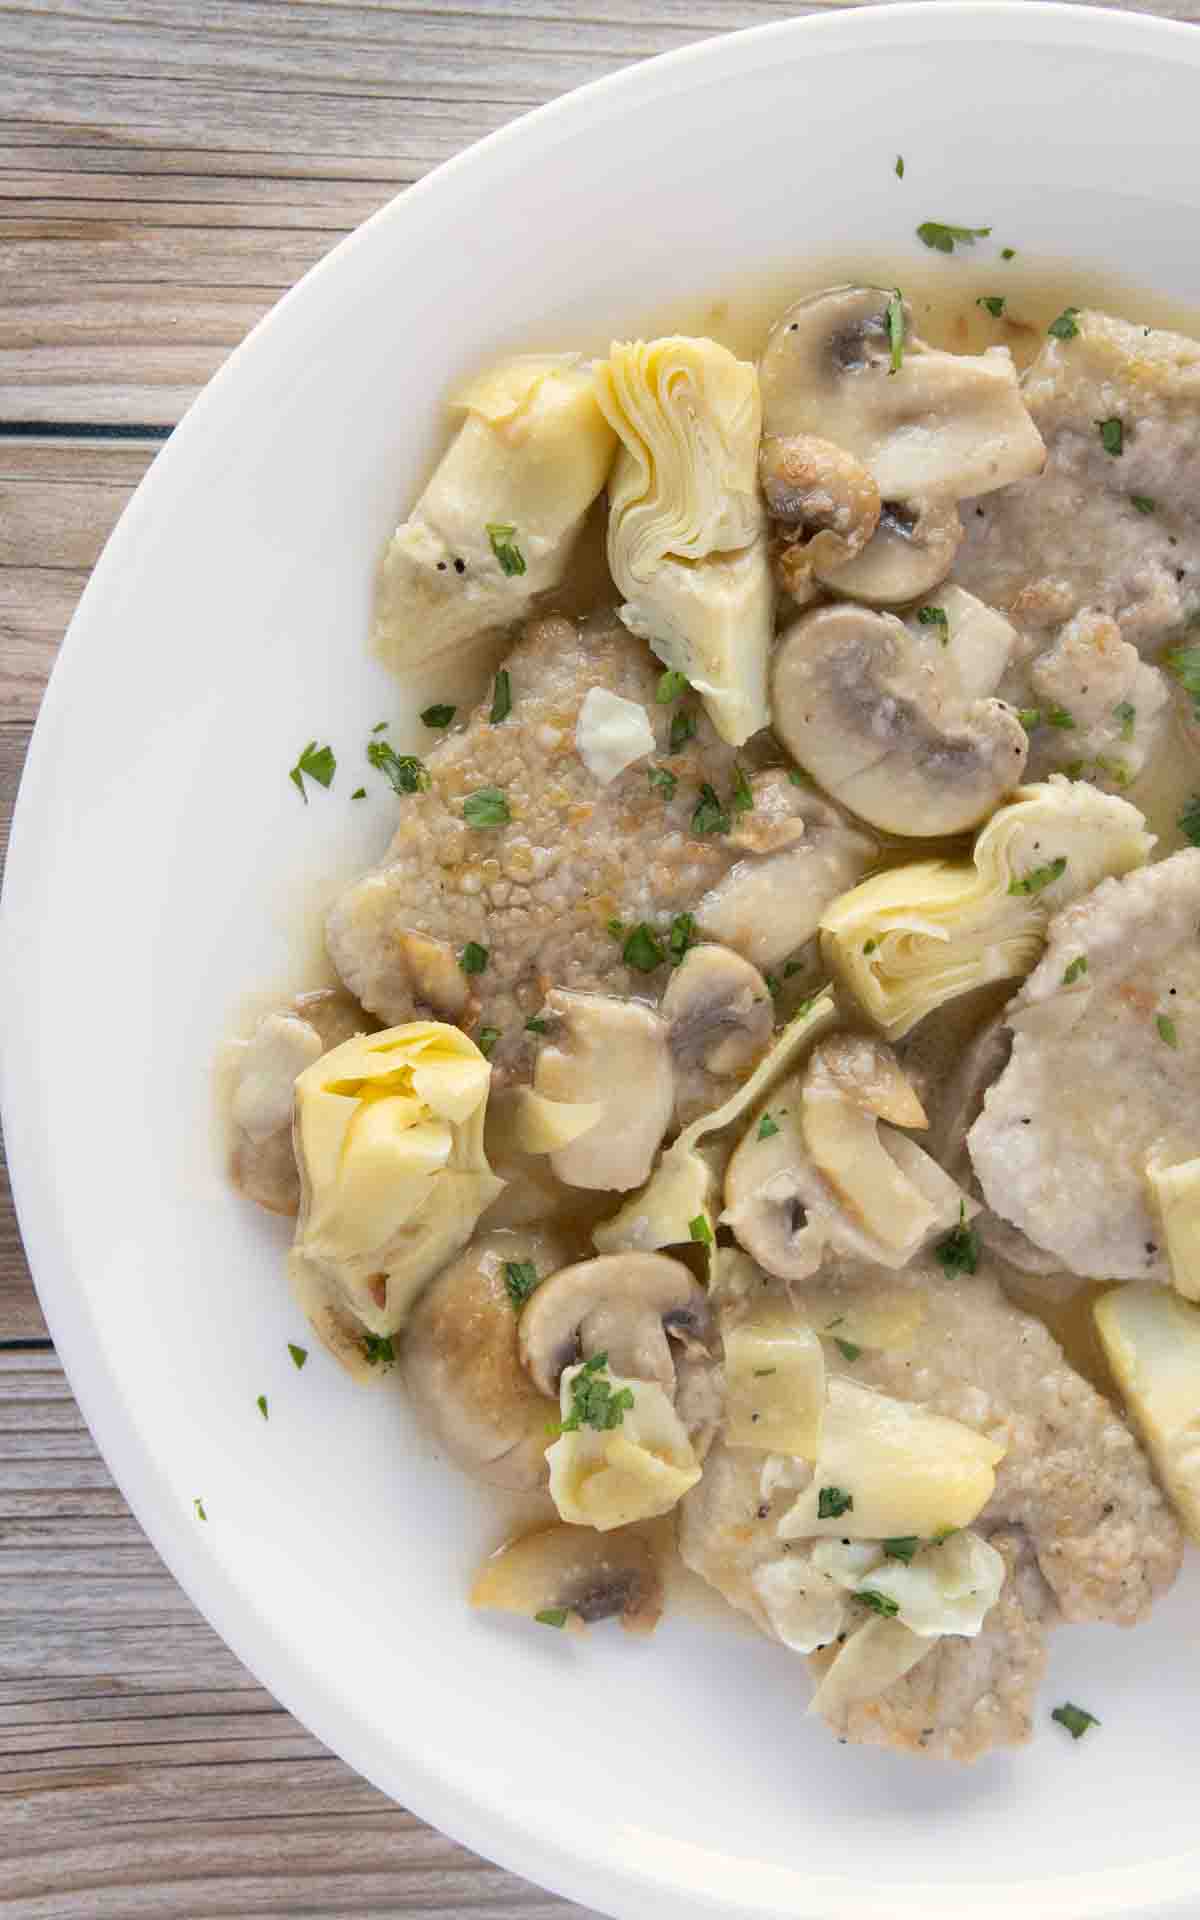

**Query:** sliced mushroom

left=696, top=783, right=876, bottom=968
left=471, top=1523, right=663, bottom=1634
left=518, top=1252, right=711, bottom=1399
left=759, top=431, right=881, bottom=598
left=801, top=1035, right=935, bottom=1254
left=824, top=496, right=963, bottom=605
left=533, top=989, right=674, bottom=1191
left=401, top=1227, right=567, bottom=1490
left=772, top=602, right=1028, bottom=836
left=758, top=286, right=1043, bottom=608
left=661, top=942, right=774, bottom=1125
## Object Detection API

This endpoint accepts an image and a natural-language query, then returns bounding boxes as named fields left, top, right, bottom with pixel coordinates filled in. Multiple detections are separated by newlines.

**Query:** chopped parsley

left=936, top=1201, right=980, bottom=1275
left=1114, top=699, right=1137, bottom=741
left=525, top=1015, right=549, bottom=1034
left=692, top=782, right=731, bottom=836
left=916, top=220, right=991, bottom=253
left=504, top=1260, right=541, bottom=1309
left=459, top=941, right=489, bottom=974
left=861, top=941, right=878, bottom=960
left=362, top=1333, right=395, bottom=1369
left=1017, top=707, right=1042, bottom=733
left=1131, top=495, right=1156, bottom=516
left=421, top=703, right=456, bottom=729
left=758, top=1113, right=780, bottom=1141
left=784, top=955, right=808, bottom=978
left=535, top=1607, right=568, bottom=1628
left=895, top=154, right=905, bottom=179
left=623, top=921, right=665, bottom=972
left=858, top=1589, right=901, bottom=1617
left=256, top=1395, right=268, bottom=1421
left=477, top=1026, right=500, bottom=1059
left=1048, top=307, right=1080, bottom=340
left=689, top=1213, right=714, bottom=1249
left=1009, top=855, right=1068, bottom=897
left=606, top=917, right=625, bottom=940
left=1062, top=955, right=1088, bottom=986
left=882, top=1537, right=921, bottom=1564
left=463, top=786, right=511, bottom=827
left=193, top=1497, right=207, bottom=1521
left=1178, top=794, right=1200, bottom=846
left=556, top=1352, right=635, bottom=1434
left=486, top=522, right=526, bottom=576
left=886, top=288, right=905, bottom=375
left=1001, top=246, right=1016, bottom=261
left=834, top=1338, right=862, bottom=1362
left=1166, top=643, right=1200, bottom=717
left=668, top=911, right=697, bottom=966
left=367, top=740, right=430, bottom=794
left=289, top=739, right=336, bottom=802
left=1096, top=417, right=1124, bottom=457
left=371, top=721, right=389, bottom=734
left=788, top=769, right=807, bottom=787
left=731, top=763, right=755, bottom=817
left=753, top=1367, right=777, bottom=1379
left=670, top=706, right=698, bottom=752
left=817, top=1486, right=853, bottom=1519
left=1046, top=706, right=1076, bottom=729
left=1051, top=1702, right=1100, bottom=1741
left=763, top=971, right=781, bottom=998
left=656, top=668, right=690, bottom=704
left=1157, top=1014, right=1179, bottom=1049
left=288, top=1343, right=308, bottom=1370
left=977, top=295, right=1006, bottom=318
left=351, top=787, right=366, bottom=800
left=489, top=669, right=512, bottom=724
left=648, top=764, right=677, bottom=798
left=917, top=604, right=949, bottom=643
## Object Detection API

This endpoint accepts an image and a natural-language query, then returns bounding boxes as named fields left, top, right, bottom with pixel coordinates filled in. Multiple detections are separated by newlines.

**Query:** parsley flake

left=648, top=764, right=677, bottom=798
left=367, top=740, right=430, bottom=794
left=886, top=288, right=905, bottom=375
left=1009, top=855, right=1067, bottom=897
left=1131, top=495, right=1155, bottom=516
left=862, top=939, right=878, bottom=956
left=689, top=1214, right=715, bottom=1249
left=463, top=786, right=511, bottom=827
left=656, top=669, right=690, bottom=704
left=817, top=1486, right=853, bottom=1519
left=486, top=522, right=526, bottom=576
left=256, top=1394, right=268, bottom=1421
left=288, top=1343, right=308, bottom=1370
left=477, top=1026, right=500, bottom=1060
left=916, top=220, right=991, bottom=253
left=193, top=1497, right=207, bottom=1521
left=289, top=740, right=336, bottom=802
left=421, top=703, right=456, bottom=729
left=1157, top=1014, right=1179, bottom=1049
left=623, top=922, right=665, bottom=972
left=882, top=1537, right=921, bottom=1563
left=459, top=941, right=488, bottom=975
left=362, top=1333, right=395, bottom=1369
left=1001, top=246, right=1016, bottom=260
left=555, top=1352, right=635, bottom=1434
left=1178, top=794, right=1200, bottom=846
left=692, top=782, right=730, bottom=836
left=858, top=1589, right=900, bottom=1617
left=670, top=706, right=698, bottom=752
left=1048, top=307, right=1080, bottom=340
left=1114, top=700, right=1137, bottom=741
left=504, top=1260, right=541, bottom=1309
left=1052, top=1702, right=1100, bottom=1741
left=489, top=669, right=512, bottom=724
left=1063, top=955, right=1088, bottom=986
left=1097, top=417, right=1124, bottom=456
left=731, top=763, right=754, bottom=817
left=668, top=911, right=697, bottom=967
left=1166, top=643, right=1200, bottom=717
left=977, top=295, right=1006, bottom=319
left=834, top=1338, right=861, bottom=1362
left=763, top=971, right=782, bottom=998
left=371, top=721, right=389, bottom=734
left=895, top=154, right=905, bottom=179
left=936, top=1201, right=980, bottom=1275
left=351, top=786, right=366, bottom=800
left=535, top=1607, right=568, bottom=1628
left=525, top=1015, right=549, bottom=1034
left=758, top=1113, right=780, bottom=1141
left=917, top=604, right=949, bottom=643
left=1047, top=706, right=1076, bottom=729
left=606, top=917, right=625, bottom=940
left=1017, top=708, right=1042, bottom=732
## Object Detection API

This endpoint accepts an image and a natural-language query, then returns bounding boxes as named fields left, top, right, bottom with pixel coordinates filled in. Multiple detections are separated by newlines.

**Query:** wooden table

left=1, top=1, right=1194, bottom=1911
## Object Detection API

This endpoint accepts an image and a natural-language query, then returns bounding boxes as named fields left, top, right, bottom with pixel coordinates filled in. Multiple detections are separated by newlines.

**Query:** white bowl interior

left=7, top=8, right=1200, bottom=1917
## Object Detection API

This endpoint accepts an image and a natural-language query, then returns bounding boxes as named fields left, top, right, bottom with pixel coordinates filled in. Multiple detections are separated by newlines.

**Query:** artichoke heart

left=291, top=1022, right=504, bottom=1345
left=374, top=355, right=617, bottom=668
left=1147, top=1158, right=1200, bottom=1301
left=1094, top=1285, right=1200, bottom=1541
left=547, top=1364, right=701, bottom=1530
left=597, top=336, right=772, bottom=745
left=724, top=1313, right=826, bottom=1457
left=821, top=776, right=1154, bottom=1039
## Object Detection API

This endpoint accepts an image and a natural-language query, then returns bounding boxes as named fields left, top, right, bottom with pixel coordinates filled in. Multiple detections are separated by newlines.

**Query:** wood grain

left=1, top=3, right=1195, bottom=1915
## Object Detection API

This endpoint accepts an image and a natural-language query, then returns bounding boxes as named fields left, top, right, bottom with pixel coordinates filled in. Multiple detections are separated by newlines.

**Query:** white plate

left=6, top=6, right=1200, bottom=1916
